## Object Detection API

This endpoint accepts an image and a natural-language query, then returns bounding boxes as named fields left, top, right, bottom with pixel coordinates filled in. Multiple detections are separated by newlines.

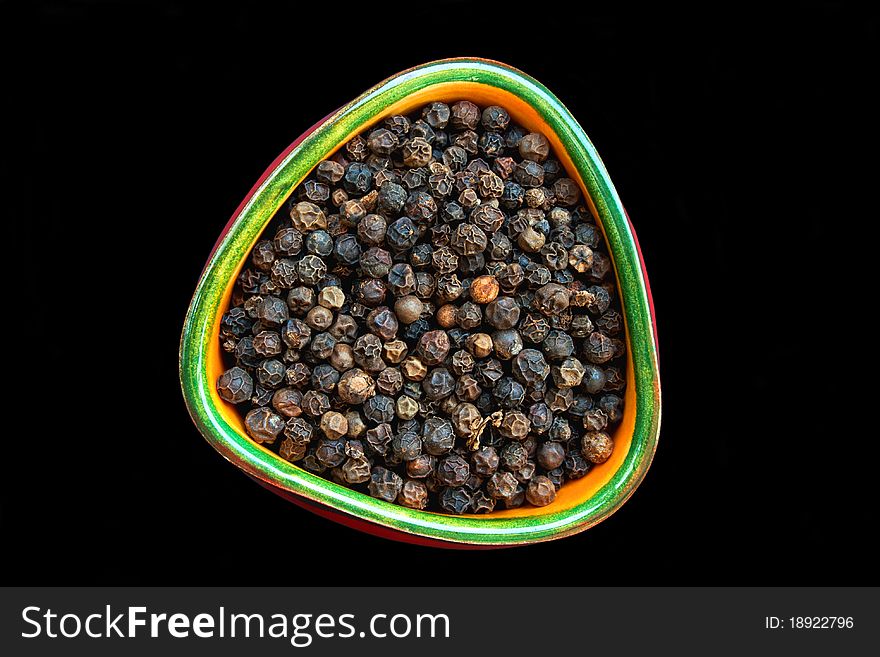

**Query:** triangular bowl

left=180, top=58, right=661, bottom=548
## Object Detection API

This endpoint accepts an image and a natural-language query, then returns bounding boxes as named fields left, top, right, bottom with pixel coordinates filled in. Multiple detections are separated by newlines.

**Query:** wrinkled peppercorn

left=526, top=475, right=557, bottom=506
left=217, top=366, right=254, bottom=404
left=369, top=466, right=403, bottom=502
left=244, top=407, right=284, bottom=444
left=581, top=431, right=614, bottom=464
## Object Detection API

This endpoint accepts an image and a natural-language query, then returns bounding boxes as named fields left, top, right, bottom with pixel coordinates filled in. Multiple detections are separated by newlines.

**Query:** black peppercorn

left=437, top=453, right=471, bottom=487
left=309, top=331, right=336, bottom=360
left=583, top=331, right=616, bottom=364
left=422, top=367, right=456, bottom=400
left=256, top=295, right=289, bottom=326
left=492, top=329, right=524, bottom=360
left=483, top=296, right=520, bottom=330
left=421, top=102, right=450, bottom=128
left=403, top=319, right=431, bottom=343
left=416, top=330, right=451, bottom=366
left=363, top=394, right=395, bottom=424
left=406, top=454, right=436, bottom=479
left=386, top=217, right=419, bottom=252
left=244, top=407, right=285, bottom=444
left=528, top=402, right=554, bottom=435
left=542, top=330, right=575, bottom=361
left=285, top=362, right=310, bottom=388
left=603, top=367, right=626, bottom=393
left=255, top=359, right=286, bottom=389
left=514, top=160, right=545, bottom=188
left=438, top=486, right=472, bottom=514
left=568, top=395, right=593, bottom=418
left=310, top=363, right=340, bottom=394
left=416, top=417, right=453, bottom=456
left=368, top=466, right=403, bottom=502
left=544, top=385, right=573, bottom=412
left=367, top=127, right=399, bottom=155
left=272, top=388, right=304, bottom=418
left=217, top=366, right=254, bottom=404
left=300, top=390, right=330, bottom=418
left=486, top=471, right=518, bottom=499
left=391, top=431, right=423, bottom=462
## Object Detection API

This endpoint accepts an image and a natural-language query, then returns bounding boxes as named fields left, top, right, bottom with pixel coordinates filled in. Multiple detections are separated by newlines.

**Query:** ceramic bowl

left=180, top=58, right=661, bottom=548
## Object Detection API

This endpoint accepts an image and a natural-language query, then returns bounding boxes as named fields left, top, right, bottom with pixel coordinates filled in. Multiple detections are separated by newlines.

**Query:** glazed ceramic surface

left=180, top=58, right=661, bottom=547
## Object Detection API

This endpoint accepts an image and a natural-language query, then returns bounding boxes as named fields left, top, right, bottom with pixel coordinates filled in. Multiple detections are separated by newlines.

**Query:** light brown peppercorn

left=455, top=374, right=482, bottom=402
left=458, top=188, right=480, bottom=209
left=401, top=356, right=428, bottom=381
left=361, top=189, right=379, bottom=212
left=465, top=332, right=494, bottom=358
left=397, top=479, right=429, bottom=509
left=569, top=244, right=594, bottom=273
left=450, top=349, right=475, bottom=376
left=450, top=403, right=482, bottom=440
left=499, top=411, right=531, bottom=441
left=329, top=343, right=355, bottom=372
left=330, top=188, right=348, bottom=207
left=306, top=305, right=334, bottom=330
left=382, top=339, right=408, bottom=364
left=289, top=201, right=327, bottom=232
left=402, top=137, right=432, bottom=167
left=552, top=357, right=586, bottom=389
left=581, top=431, right=614, bottom=464
left=341, top=457, right=371, bottom=484
left=271, top=388, right=303, bottom=417
left=345, top=411, right=367, bottom=438
left=518, top=132, right=551, bottom=162
left=336, top=368, right=375, bottom=404
left=469, top=275, right=500, bottom=304
left=517, top=225, right=546, bottom=252
left=318, top=286, right=345, bottom=310
left=320, top=411, right=348, bottom=440
left=394, top=295, right=424, bottom=324
left=396, top=396, right=419, bottom=421
left=278, top=435, right=309, bottom=462
left=436, top=304, right=458, bottom=328
left=570, top=289, right=595, bottom=308
left=341, top=199, right=366, bottom=223
left=583, top=408, right=609, bottom=432
left=525, top=187, right=547, bottom=208
left=316, top=160, right=345, bottom=183
left=244, top=407, right=284, bottom=444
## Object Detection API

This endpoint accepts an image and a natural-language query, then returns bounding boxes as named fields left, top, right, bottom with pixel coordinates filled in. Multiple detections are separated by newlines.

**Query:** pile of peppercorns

left=216, top=100, right=626, bottom=514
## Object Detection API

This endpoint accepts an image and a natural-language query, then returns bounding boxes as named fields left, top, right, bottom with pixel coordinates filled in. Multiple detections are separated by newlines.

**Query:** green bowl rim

left=179, top=57, right=661, bottom=545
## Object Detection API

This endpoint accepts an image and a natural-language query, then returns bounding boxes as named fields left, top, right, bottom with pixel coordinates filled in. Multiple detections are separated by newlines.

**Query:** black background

left=4, top=1, right=874, bottom=583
